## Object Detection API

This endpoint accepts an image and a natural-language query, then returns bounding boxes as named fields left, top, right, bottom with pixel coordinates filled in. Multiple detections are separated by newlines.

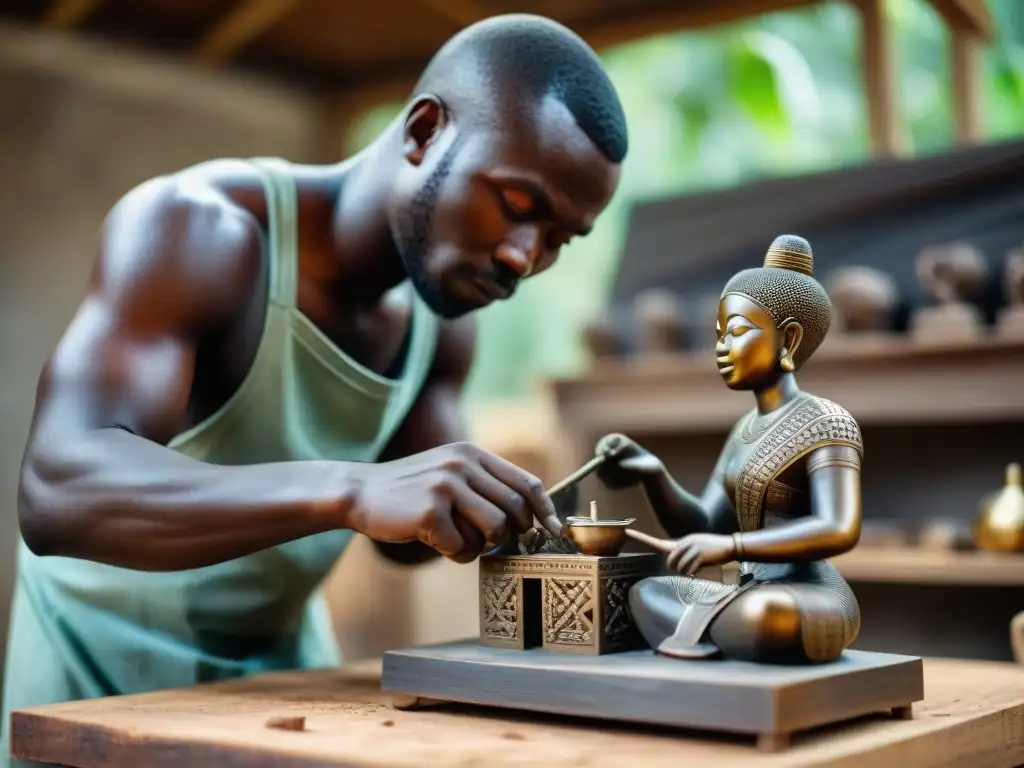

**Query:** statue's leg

left=709, top=584, right=850, bottom=664
left=629, top=576, right=740, bottom=657
left=628, top=577, right=688, bottom=650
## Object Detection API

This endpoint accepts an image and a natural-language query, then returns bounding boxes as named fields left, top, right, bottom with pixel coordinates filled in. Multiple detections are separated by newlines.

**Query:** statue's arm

left=730, top=444, right=862, bottom=563
left=638, top=449, right=737, bottom=538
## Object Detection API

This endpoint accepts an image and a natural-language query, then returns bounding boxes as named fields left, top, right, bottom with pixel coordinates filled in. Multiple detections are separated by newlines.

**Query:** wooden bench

left=11, top=655, right=1024, bottom=767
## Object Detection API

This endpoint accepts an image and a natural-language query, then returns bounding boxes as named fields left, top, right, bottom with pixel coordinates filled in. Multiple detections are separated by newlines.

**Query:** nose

left=494, top=226, right=542, bottom=278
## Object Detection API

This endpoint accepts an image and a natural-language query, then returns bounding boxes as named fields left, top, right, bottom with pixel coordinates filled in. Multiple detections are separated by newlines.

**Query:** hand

left=665, top=534, right=737, bottom=576
left=593, top=433, right=664, bottom=490
left=349, top=442, right=561, bottom=564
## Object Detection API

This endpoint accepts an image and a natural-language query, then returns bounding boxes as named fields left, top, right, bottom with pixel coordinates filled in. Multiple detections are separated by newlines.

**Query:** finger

left=625, top=529, right=674, bottom=553
left=677, top=550, right=702, bottom=576
left=463, top=464, right=532, bottom=535
left=682, top=552, right=704, bottom=577
left=447, top=478, right=510, bottom=550
left=476, top=450, right=560, bottom=536
left=449, top=514, right=486, bottom=564
left=666, top=545, right=692, bottom=573
left=420, top=505, right=465, bottom=559
left=619, top=456, right=657, bottom=473
left=596, top=433, right=630, bottom=458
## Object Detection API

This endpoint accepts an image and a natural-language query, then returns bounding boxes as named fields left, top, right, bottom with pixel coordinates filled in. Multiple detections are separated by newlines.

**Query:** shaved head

left=413, top=14, right=628, bottom=164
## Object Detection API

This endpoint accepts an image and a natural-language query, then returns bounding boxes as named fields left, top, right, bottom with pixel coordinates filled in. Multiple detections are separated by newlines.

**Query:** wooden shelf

left=832, top=547, right=1024, bottom=587
left=549, top=335, right=1024, bottom=436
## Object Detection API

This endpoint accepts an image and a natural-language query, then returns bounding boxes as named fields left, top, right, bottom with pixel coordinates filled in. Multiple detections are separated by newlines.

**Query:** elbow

left=18, top=472, right=58, bottom=557
left=823, top=519, right=860, bottom=558
left=17, top=450, right=79, bottom=558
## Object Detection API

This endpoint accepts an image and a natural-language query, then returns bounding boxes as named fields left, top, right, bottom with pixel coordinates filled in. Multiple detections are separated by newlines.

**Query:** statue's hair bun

left=764, top=234, right=814, bottom=276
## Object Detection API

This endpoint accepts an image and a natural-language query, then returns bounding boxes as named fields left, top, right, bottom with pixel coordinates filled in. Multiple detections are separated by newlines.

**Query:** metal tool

left=544, top=453, right=609, bottom=498
left=511, top=452, right=617, bottom=555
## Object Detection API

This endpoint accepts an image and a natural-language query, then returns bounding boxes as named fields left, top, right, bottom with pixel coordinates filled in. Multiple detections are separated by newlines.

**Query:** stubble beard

left=395, top=136, right=478, bottom=319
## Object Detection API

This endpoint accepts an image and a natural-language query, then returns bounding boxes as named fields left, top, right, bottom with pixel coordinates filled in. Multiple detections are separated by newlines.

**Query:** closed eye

left=492, top=185, right=547, bottom=224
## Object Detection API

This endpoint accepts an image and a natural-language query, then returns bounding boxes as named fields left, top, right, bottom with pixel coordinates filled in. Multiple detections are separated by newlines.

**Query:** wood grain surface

left=11, top=656, right=1024, bottom=768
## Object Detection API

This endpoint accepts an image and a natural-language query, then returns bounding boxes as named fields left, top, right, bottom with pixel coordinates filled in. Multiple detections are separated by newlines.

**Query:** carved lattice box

left=478, top=552, right=661, bottom=656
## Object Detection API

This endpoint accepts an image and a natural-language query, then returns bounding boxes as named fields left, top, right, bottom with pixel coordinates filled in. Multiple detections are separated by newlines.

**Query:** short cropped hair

left=414, top=14, right=628, bottom=164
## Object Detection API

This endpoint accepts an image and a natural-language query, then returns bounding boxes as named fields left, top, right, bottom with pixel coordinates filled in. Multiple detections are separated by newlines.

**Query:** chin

left=722, top=376, right=751, bottom=391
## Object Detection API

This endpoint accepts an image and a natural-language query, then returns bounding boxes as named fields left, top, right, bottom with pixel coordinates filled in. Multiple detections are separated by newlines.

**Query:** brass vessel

left=974, top=463, right=1024, bottom=553
left=562, top=516, right=636, bottom=556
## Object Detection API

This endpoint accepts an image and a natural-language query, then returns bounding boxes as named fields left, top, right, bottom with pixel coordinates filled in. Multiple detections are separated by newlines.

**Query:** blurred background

left=2, top=0, right=1023, bottom=694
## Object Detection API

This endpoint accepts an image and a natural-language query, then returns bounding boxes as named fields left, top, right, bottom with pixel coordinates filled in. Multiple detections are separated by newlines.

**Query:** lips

left=716, top=357, right=735, bottom=375
left=469, top=277, right=512, bottom=301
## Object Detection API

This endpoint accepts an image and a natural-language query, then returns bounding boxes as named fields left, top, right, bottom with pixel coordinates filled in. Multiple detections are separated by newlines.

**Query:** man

left=1, top=12, right=627, bottom=764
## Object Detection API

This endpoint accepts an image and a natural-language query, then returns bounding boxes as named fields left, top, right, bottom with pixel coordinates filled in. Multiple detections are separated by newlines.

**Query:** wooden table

left=11, top=656, right=1024, bottom=768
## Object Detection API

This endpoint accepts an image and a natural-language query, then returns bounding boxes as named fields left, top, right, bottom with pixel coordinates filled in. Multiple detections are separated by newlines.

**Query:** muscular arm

left=372, top=315, right=476, bottom=566
left=730, top=444, right=862, bottom=563
left=17, top=175, right=359, bottom=571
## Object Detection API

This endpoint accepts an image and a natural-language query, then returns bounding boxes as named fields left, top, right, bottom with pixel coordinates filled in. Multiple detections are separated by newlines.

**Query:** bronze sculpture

left=597, top=234, right=864, bottom=665
left=384, top=235, right=925, bottom=747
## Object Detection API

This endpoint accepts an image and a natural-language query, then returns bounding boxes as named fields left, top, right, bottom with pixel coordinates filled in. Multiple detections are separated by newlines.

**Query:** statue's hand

left=666, top=533, right=737, bottom=576
left=594, top=433, right=664, bottom=489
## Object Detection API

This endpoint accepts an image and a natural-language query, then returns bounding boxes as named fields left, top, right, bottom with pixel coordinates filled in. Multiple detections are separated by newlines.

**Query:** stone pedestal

left=477, top=552, right=661, bottom=656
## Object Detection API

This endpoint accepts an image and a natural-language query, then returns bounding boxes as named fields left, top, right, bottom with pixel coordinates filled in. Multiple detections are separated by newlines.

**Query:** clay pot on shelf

left=825, top=266, right=899, bottom=335
left=580, top=314, right=623, bottom=363
left=909, top=242, right=988, bottom=345
left=632, top=289, right=688, bottom=355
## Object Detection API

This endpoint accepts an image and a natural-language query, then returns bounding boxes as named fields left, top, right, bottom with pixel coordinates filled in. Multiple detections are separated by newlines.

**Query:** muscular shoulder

left=94, top=165, right=263, bottom=334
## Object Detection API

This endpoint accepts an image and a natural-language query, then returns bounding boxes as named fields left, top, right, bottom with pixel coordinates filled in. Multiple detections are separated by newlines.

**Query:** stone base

left=477, top=552, right=661, bottom=655
left=381, top=640, right=925, bottom=752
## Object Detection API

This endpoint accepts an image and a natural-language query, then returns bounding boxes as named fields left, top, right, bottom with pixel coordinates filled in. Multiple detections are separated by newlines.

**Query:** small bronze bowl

left=562, top=517, right=636, bottom=556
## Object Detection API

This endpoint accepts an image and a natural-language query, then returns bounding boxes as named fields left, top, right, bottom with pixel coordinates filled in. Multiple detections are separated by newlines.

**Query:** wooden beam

left=41, top=0, right=103, bottom=30
left=332, top=0, right=822, bottom=110
left=419, top=0, right=485, bottom=28
left=577, top=0, right=821, bottom=52
left=950, top=25, right=982, bottom=144
left=855, top=0, right=904, bottom=157
left=196, top=0, right=299, bottom=67
left=927, top=0, right=993, bottom=39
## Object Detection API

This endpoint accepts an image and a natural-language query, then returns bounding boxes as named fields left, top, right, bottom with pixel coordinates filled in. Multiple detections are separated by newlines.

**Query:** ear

left=780, top=318, right=804, bottom=360
left=403, top=95, right=446, bottom=166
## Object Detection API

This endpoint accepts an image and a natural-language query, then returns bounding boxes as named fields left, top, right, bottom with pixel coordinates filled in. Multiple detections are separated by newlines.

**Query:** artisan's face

left=390, top=95, right=620, bottom=318
left=715, top=294, right=785, bottom=390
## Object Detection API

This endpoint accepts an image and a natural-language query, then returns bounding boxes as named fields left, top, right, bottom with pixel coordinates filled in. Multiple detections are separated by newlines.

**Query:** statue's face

left=715, top=294, right=782, bottom=390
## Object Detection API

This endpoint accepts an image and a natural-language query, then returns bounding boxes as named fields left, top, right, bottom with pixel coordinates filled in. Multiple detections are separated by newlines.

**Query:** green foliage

left=346, top=1, right=1024, bottom=406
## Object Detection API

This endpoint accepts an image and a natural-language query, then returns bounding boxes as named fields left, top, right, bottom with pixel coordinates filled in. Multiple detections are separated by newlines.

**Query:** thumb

left=625, top=529, right=675, bottom=553
left=619, top=456, right=657, bottom=472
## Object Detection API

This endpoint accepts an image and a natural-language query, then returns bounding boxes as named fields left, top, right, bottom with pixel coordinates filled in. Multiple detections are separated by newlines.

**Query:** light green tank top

left=4, top=157, right=440, bottom=702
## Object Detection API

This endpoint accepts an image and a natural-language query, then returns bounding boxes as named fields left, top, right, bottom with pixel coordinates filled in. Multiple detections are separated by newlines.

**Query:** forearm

left=639, top=469, right=712, bottom=537
left=19, top=428, right=353, bottom=571
left=732, top=517, right=860, bottom=563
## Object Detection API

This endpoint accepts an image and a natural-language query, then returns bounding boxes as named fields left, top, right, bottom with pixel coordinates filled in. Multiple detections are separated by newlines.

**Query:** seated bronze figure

left=597, top=234, right=862, bottom=665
